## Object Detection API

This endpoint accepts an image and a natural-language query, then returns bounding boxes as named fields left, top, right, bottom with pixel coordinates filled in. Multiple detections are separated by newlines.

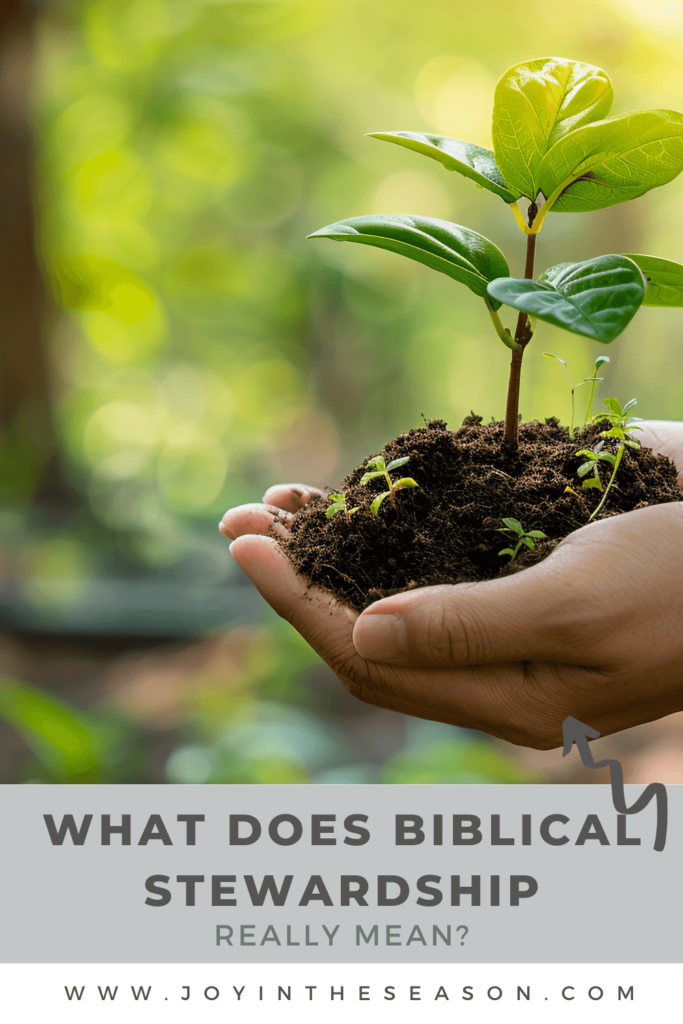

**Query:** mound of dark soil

left=280, top=417, right=681, bottom=612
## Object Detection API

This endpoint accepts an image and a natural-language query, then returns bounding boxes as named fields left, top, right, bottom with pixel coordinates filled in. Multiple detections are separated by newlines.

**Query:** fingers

left=219, top=503, right=292, bottom=540
left=262, top=482, right=325, bottom=512
left=219, top=482, right=324, bottom=538
left=639, top=420, right=683, bottom=483
left=229, top=532, right=360, bottom=647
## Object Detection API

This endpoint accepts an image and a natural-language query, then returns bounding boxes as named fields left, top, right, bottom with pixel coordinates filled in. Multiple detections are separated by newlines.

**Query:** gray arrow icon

left=562, top=716, right=668, bottom=852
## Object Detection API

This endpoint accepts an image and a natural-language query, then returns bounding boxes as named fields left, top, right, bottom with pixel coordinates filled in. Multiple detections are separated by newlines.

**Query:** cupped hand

left=219, top=425, right=683, bottom=749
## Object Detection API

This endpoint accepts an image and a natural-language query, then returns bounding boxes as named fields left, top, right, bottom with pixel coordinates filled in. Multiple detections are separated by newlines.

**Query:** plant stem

left=588, top=443, right=624, bottom=521
left=503, top=206, right=537, bottom=444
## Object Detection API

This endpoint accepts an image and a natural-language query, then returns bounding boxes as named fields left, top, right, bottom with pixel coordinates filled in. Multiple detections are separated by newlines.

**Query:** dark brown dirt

left=280, top=417, right=681, bottom=611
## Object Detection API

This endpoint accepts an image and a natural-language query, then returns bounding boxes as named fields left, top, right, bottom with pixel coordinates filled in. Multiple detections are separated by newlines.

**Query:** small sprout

left=574, top=442, right=617, bottom=492
left=591, top=396, right=642, bottom=448
left=586, top=398, right=642, bottom=522
left=326, top=491, right=359, bottom=519
left=543, top=352, right=603, bottom=438
left=497, top=517, right=548, bottom=562
left=360, top=454, right=419, bottom=516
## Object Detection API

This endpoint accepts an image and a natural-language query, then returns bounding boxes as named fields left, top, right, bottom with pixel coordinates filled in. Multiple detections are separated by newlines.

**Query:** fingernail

left=353, top=613, right=406, bottom=662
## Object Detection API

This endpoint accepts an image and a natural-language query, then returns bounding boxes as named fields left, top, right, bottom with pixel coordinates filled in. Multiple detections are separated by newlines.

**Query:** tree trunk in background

left=0, top=0, right=71, bottom=506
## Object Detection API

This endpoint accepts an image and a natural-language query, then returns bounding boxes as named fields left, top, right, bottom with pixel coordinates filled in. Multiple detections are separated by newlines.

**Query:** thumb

left=352, top=553, right=584, bottom=668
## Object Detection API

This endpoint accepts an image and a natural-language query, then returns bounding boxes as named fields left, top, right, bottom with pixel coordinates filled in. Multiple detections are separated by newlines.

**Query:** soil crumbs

left=280, top=417, right=681, bottom=612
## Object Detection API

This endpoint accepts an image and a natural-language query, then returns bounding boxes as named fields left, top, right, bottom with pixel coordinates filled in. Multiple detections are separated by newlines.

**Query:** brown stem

left=503, top=204, right=538, bottom=444
left=503, top=348, right=524, bottom=443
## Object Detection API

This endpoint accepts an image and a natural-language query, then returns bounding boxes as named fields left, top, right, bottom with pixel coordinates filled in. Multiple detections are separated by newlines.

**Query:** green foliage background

left=3, top=0, right=683, bottom=782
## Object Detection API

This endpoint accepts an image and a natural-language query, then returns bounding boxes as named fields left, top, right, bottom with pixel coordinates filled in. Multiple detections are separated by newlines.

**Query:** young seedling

left=360, top=455, right=418, bottom=516
left=574, top=441, right=616, bottom=492
left=326, top=492, right=359, bottom=519
left=585, top=398, right=642, bottom=521
left=591, top=397, right=643, bottom=446
left=543, top=352, right=603, bottom=438
left=309, top=58, right=683, bottom=444
left=497, top=518, right=548, bottom=562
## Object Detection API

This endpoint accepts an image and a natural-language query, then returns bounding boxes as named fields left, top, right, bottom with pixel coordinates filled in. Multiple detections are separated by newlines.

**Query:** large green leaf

left=622, top=254, right=683, bottom=306
left=486, top=255, right=645, bottom=342
left=367, top=131, right=519, bottom=203
left=539, top=110, right=683, bottom=212
left=492, top=57, right=613, bottom=200
left=308, top=215, right=510, bottom=306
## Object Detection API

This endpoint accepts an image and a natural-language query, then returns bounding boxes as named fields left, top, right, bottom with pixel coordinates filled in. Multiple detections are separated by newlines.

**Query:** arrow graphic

left=562, top=716, right=668, bottom=852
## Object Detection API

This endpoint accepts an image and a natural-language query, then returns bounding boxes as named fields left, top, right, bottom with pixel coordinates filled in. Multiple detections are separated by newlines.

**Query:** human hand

left=219, top=423, right=683, bottom=749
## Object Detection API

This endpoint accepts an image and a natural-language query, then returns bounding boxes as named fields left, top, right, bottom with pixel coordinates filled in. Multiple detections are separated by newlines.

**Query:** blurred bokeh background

left=1, top=0, right=683, bottom=785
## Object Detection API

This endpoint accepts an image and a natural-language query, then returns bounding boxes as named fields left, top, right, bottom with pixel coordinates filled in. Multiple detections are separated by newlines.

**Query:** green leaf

left=487, top=255, right=646, bottom=342
left=526, top=530, right=548, bottom=539
left=370, top=492, right=390, bottom=516
left=622, top=254, right=683, bottom=306
left=360, top=470, right=388, bottom=485
left=577, top=462, right=595, bottom=478
left=498, top=547, right=516, bottom=558
left=329, top=492, right=345, bottom=502
left=501, top=517, right=523, bottom=533
left=581, top=477, right=603, bottom=491
left=386, top=456, right=410, bottom=471
left=365, top=456, right=386, bottom=471
left=595, top=355, right=610, bottom=370
left=539, top=110, right=683, bottom=213
left=367, top=131, right=519, bottom=203
left=492, top=57, right=613, bottom=199
left=521, top=536, right=536, bottom=549
left=622, top=398, right=638, bottom=413
left=308, top=215, right=510, bottom=307
left=597, top=452, right=617, bottom=465
left=326, top=503, right=345, bottom=518
left=574, top=449, right=596, bottom=459
left=603, top=397, right=623, bottom=416
left=393, top=477, right=419, bottom=490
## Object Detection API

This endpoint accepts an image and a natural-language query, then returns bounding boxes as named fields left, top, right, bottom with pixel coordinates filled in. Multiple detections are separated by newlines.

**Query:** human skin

left=219, top=421, right=683, bottom=750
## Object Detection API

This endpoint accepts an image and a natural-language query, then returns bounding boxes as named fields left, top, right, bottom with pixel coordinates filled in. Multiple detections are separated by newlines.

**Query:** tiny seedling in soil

left=584, top=398, right=643, bottom=521
left=281, top=57, right=683, bottom=610
left=326, top=492, right=359, bottom=519
left=591, top=397, right=643, bottom=446
left=497, top=518, right=548, bottom=562
left=360, top=455, right=419, bottom=515
left=574, top=442, right=615, bottom=492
